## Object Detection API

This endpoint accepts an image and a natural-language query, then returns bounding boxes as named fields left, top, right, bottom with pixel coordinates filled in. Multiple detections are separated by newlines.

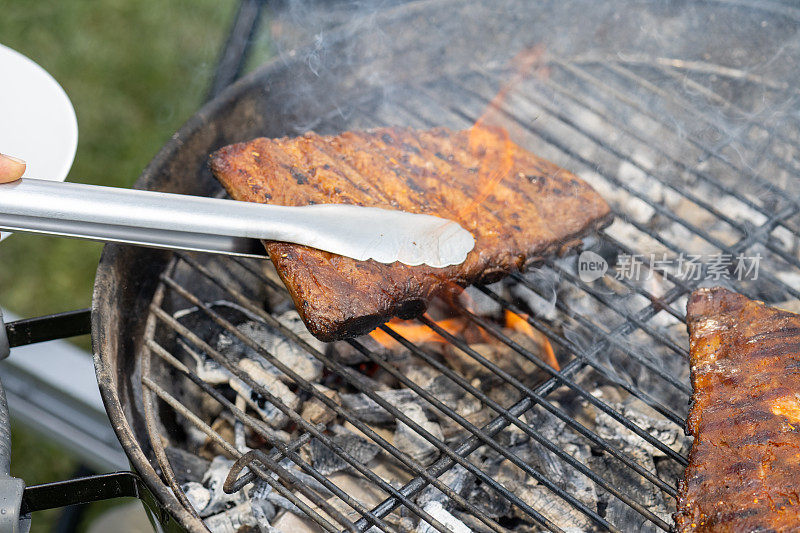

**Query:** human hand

left=0, top=154, right=25, bottom=183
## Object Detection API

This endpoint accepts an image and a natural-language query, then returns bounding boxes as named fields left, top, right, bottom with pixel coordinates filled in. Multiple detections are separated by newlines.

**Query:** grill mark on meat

left=210, top=126, right=612, bottom=341
left=393, top=148, right=513, bottom=253
left=289, top=137, right=376, bottom=205
left=322, top=137, right=410, bottom=208
left=290, top=167, right=308, bottom=185
left=288, top=138, right=363, bottom=199
left=748, top=327, right=800, bottom=342
left=333, top=132, right=444, bottom=216
left=676, top=287, right=800, bottom=532
left=417, top=130, right=551, bottom=233
left=411, top=130, right=538, bottom=256
left=277, top=137, right=366, bottom=206
left=310, top=140, right=397, bottom=207
left=402, top=129, right=539, bottom=272
left=367, top=130, right=498, bottom=227
left=264, top=138, right=364, bottom=207
left=348, top=131, right=458, bottom=218
left=395, top=130, right=510, bottom=227
left=465, top=138, right=569, bottom=262
left=308, top=137, right=401, bottom=207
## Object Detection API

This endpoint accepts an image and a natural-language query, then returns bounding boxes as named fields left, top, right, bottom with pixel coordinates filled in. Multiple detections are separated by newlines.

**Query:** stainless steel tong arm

left=0, top=179, right=475, bottom=267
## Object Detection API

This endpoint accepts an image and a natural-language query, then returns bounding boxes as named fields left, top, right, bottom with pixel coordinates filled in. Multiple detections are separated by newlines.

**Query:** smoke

left=260, top=0, right=800, bottom=202
left=257, top=0, right=800, bottom=321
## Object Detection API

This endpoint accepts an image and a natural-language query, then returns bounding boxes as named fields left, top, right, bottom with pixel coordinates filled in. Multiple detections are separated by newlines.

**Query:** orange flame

left=460, top=45, right=548, bottom=218
left=504, top=309, right=536, bottom=336
left=459, top=125, right=515, bottom=218
left=369, top=316, right=469, bottom=349
left=476, top=44, right=548, bottom=129
left=503, top=310, right=560, bottom=370
left=369, top=309, right=560, bottom=371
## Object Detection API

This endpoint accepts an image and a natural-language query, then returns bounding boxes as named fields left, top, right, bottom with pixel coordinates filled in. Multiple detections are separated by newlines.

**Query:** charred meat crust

left=676, top=287, right=800, bottom=532
left=210, top=127, right=613, bottom=341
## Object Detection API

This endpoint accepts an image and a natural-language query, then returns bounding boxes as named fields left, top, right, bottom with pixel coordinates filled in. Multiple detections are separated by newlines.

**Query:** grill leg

left=0, top=310, right=8, bottom=360
left=0, top=318, right=28, bottom=532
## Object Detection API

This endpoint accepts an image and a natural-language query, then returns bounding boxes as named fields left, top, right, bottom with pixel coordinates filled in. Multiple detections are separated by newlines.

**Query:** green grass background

left=1, top=0, right=237, bottom=320
left=0, top=1, right=263, bottom=530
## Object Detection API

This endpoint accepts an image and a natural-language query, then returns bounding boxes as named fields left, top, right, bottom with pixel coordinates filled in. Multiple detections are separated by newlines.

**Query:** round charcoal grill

left=75, top=0, right=800, bottom=531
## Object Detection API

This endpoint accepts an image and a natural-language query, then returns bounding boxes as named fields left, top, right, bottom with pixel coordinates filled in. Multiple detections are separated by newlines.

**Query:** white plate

left=0, top=43, right=78, bottom=242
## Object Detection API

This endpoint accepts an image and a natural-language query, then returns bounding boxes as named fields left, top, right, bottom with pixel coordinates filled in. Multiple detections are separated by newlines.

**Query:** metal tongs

left=0, top=178, right=475, bottom=268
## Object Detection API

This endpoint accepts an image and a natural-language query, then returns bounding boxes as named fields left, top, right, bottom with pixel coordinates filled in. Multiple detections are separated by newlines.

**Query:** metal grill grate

left=137, top=58, right=800, bottom=532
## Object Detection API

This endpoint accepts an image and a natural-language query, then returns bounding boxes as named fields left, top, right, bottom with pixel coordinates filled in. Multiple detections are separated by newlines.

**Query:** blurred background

left=1, top=1, right=252, bottom=530
left=1, top=0, right=238, bottom=325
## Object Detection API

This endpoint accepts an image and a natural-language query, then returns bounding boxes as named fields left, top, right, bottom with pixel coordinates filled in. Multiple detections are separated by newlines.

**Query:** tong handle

left=0, top=178, right=266, bottom=257
left=0, top=179, right=475, bottom=267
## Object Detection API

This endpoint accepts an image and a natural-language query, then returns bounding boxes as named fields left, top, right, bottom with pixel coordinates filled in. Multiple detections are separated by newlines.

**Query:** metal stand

left=0, top=310, right=29, bottom=533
